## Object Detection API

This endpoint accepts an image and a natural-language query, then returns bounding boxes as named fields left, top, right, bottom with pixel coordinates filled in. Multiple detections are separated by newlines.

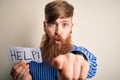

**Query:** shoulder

left=72, top=44, right=88, bottom=52
left=71, top=44, right=96, bottom=60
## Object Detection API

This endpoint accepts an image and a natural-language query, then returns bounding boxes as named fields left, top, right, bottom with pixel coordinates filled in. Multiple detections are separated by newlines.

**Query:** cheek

left=46, top=28, right=55, bottom=37
left=62, top=30, right=71, bottom=39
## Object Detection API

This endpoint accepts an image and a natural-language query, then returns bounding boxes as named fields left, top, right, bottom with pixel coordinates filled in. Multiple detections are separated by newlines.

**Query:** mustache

left=53, top=35, right=64, bottom=43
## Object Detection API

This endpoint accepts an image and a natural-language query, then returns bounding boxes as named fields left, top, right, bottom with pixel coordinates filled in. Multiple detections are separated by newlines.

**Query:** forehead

left=55, top=17, right=72, bottom=23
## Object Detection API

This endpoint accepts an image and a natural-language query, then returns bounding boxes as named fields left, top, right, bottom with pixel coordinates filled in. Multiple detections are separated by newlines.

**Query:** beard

left=40, top=33, right=72, bottom=64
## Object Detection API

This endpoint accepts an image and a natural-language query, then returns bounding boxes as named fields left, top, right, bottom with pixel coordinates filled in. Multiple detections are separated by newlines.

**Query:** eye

left=62, top=23, right=69, bottom=28
left=48, top=22, right=56, bottom=27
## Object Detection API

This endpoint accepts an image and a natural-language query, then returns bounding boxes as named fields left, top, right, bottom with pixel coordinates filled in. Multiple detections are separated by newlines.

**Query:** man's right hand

left=10, top=61, right=32, bottom=80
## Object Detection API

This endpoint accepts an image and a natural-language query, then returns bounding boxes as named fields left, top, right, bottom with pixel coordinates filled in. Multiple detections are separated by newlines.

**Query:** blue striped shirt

left=29, top=45, right=97, bottom=80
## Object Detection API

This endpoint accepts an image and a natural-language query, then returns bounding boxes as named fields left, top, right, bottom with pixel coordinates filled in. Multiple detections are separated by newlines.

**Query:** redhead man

left=10, top=0, right=97, bottom=80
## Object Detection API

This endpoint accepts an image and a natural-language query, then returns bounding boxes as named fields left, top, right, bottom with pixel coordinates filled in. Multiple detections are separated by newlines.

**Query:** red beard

left=40, top=33, right=72, bottom=64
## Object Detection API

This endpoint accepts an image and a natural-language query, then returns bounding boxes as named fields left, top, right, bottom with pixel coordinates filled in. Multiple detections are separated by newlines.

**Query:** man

left=10, top=0, right=97, bottom=80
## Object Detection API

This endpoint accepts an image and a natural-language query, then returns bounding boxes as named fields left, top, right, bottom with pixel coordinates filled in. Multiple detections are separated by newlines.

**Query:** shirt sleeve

left=72, top=46, right=97, bottom=78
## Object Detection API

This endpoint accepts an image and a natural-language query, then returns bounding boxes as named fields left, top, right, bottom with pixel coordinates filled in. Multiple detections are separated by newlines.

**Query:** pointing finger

left=52, top=55, right=64, bottom=70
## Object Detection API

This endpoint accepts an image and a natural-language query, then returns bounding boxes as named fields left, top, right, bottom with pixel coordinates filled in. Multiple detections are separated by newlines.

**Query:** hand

left=52, top=53, right=89, bottom=80
left=10, top=61, right=32, bottom=80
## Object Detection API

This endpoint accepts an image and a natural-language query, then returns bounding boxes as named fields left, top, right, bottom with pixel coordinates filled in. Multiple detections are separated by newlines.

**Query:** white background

left=0, top=0, right=120, bottom=80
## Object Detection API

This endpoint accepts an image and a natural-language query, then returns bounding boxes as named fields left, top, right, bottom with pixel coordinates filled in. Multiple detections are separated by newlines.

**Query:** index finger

left=52, top=55, right=65, bottom=70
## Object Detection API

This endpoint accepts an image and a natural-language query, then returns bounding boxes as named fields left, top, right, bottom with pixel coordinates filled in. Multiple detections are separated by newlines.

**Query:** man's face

left=44, top=17, right=73, bottom=44
left=41, top=17, right=73, bottom=63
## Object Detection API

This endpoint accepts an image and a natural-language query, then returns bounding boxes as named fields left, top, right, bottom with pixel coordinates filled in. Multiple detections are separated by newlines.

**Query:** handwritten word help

left=8, top=47, right=42, bottom=63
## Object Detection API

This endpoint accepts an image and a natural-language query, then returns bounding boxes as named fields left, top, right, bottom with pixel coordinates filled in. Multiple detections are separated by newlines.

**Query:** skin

left=10, top=61, right=32, bottom=80
left=10, top=17, right=89, bottom=80
left=44, top=17, right=73, bottom=42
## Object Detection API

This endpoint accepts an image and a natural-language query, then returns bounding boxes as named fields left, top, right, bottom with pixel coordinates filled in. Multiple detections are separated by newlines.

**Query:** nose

left=55, top=26, right=63, bottom=35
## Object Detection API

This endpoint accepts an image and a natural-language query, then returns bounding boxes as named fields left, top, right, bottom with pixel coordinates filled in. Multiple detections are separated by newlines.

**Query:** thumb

left=52, top=55, right=65, bottom=70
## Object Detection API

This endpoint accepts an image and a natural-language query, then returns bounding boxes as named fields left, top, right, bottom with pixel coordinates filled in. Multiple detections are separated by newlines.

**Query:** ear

left=70, top=23, right=73, bottom=34
left=72, top=22, right=74, bottom=28
left=71, top=22, right=74, bottom=30
left=43, top=21, right=46, bottom=32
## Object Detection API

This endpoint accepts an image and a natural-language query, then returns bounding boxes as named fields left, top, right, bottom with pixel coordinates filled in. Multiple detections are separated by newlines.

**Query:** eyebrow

left=61, top=20, right=71, bottom=23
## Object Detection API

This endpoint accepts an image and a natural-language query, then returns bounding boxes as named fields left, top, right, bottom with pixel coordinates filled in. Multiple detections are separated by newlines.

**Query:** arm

left=52, top=45, right=97, bottom=80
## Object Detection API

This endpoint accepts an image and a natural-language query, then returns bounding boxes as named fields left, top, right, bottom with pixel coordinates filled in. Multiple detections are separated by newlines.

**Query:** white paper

left=8, top=47, right=42, bottom=63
